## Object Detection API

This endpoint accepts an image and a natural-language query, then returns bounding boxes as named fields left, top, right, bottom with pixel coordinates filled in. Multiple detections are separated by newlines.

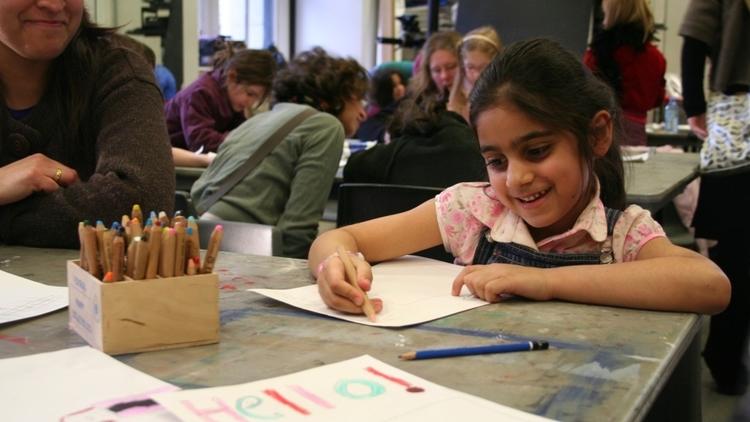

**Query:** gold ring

left=54, top=168, right=63, bottom=183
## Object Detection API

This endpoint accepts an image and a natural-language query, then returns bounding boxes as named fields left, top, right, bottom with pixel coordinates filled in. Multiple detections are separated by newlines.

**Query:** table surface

left=624, top=152, right=699, bottom=214
left=0, top=246, right=701, bottom=421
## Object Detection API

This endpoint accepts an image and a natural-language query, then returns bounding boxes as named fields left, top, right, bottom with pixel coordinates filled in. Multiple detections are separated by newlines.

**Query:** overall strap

left=196, top=108, right=318, bottom=215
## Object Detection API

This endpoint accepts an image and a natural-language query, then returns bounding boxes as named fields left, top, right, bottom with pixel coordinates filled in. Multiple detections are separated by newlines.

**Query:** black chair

left=336, top=183, right=454, bottom=262
left=174, top=190, right=197, bottom=217
left=197, top=218, right=282, bottom=256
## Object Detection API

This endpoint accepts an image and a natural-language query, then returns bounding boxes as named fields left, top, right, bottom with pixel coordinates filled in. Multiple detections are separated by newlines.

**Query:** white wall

left=295, top=0, right=377, bottom=69
left=651, top=0, right=690, bottom=79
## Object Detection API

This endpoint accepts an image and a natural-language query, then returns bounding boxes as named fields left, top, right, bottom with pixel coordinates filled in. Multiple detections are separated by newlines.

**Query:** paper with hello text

left=0, top=346, right=178, bottom=421
left=153, top=354, right=552, bottom=421
left=250, top=255, right=488, bottom=327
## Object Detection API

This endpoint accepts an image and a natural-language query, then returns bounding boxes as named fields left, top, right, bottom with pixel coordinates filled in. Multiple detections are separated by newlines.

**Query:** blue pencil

left=398, top=341, right=549, bottom=360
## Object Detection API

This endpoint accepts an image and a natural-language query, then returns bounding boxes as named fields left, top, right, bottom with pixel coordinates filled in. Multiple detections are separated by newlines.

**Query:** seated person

left=354, top=67, right=406, bottom=143
left=448, top=26, right=502, bottom=121
left=191, top=48, right=368, bottom=258
left=0, top=4, right=173, bottom=247
left=166, top=44, right=276, bottom=153
left=344, top=31, right=486, bottom=188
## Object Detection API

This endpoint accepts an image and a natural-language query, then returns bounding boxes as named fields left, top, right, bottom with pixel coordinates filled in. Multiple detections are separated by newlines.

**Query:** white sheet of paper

left=0, top=269, right=68, bottom=324
left=250, top=255, right=487, bottom=327
left=0, top=346, right=177, bottom=421
left=154, top=354, right=552, bottom=422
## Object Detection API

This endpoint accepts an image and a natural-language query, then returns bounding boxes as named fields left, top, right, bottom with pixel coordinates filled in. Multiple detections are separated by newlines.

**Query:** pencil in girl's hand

left=335, top=246, right=376, bottom=322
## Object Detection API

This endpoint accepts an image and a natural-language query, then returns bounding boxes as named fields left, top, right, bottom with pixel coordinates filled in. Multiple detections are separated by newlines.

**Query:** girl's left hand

left=451, top=264, right=552, bottom=303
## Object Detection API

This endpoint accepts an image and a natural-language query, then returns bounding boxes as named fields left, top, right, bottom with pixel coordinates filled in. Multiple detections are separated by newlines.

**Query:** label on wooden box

left=67, top=261, right=219, bottom=355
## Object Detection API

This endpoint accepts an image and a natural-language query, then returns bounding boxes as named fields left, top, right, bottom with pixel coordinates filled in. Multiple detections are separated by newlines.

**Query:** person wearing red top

left=583, top=0, right=666, bottom=145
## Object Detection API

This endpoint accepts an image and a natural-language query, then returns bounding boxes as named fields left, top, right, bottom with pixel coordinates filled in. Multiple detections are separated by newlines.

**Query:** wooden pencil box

left=67, top=260, right=219, bottom=355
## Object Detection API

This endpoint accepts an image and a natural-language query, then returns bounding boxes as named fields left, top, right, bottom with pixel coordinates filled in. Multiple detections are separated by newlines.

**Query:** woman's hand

left=451, top=263, right=552, bottom=303
left=315, top=253, right=382, bottom=315
left=687, top=114, right=708, bottom=140
left=0, top=153, right=79, bottom=206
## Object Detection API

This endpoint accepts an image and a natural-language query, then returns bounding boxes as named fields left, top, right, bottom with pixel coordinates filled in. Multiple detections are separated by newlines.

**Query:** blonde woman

left=583, top=0, right=666, bottom=145
left=448, top=26, right=502, bottom=121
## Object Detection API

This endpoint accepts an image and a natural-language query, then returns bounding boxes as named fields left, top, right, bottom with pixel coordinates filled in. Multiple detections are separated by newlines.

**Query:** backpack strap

left=196, top=108, right=319, bottom=215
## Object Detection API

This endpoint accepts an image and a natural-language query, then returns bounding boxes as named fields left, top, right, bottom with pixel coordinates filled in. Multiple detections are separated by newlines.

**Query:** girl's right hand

left=315, top=253, right=383, bottom=315
left=0, top=153, right=79, bottom=206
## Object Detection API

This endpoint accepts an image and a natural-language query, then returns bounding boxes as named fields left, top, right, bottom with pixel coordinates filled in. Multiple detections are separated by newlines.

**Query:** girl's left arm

left=453, top=238, right=730, bottom=314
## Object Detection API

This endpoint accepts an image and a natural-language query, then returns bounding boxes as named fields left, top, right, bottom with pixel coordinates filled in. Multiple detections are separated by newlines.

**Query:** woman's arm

left=309, top=199, right=444, bottom=314
left=171, top=147, right=215, bottom=167
left=452, top=238, right=730, bottom=314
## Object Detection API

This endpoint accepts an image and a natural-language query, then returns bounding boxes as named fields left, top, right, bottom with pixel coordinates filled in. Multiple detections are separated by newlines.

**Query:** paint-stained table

left=0, top=246, right=701, bottom=421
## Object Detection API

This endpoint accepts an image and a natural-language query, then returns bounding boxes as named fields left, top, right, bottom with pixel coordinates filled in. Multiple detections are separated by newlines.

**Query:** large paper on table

left=250, top=255, right=488, bottom=327
left=154, top=354, right=552, bottom=421
left=0, top=346, right=177, bottom=421
left=0, top=269, right=67, bottom=324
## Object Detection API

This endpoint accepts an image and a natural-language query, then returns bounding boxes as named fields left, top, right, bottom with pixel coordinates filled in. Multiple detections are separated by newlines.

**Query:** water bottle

left=664, top=97, right=679, bottom=133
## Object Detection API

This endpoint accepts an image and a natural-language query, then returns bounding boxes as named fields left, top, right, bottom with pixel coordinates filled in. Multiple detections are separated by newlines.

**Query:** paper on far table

left=250, top=255, right=488, bottom=327
left=154, top=354, right=553, bottom=422
left=0, top=269, right=68, bottom=324
left=0, top=346, right=178, bottom=421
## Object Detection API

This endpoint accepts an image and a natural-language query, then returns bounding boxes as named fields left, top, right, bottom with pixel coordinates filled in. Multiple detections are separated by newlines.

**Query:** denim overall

left=472, top=208, right=623, bottom=268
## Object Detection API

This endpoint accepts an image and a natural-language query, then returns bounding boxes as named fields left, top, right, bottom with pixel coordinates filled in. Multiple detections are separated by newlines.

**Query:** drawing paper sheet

left=0, top=268, right=68, bottom=324
left=0, top=346, right=178, bottom=421
left=250, top=256, right=488, bottom=327
left=154, top=354, right=552, bottom=422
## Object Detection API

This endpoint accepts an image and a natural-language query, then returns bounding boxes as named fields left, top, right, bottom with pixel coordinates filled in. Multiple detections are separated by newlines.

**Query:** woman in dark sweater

left=0, top=1, right=173, bottom=248
left=583, top=0, right=666, bottom=145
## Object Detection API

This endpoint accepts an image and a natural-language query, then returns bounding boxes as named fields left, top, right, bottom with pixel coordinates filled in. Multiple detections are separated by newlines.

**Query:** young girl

left=165, top=44, right=276, bottom=153
left=583, top=0, right=666, bottom=146
left=354, top=68, right=406, bottom=143
left=448, top=26, right=502, bottom=121
left=311, top=38, right=730, bottom=316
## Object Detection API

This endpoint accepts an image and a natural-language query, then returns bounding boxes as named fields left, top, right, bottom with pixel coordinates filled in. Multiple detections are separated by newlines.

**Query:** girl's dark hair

left=469, top=38, right=625, bottom=209
left=369, top=68, right=401, bottom=108
left=272, top=47, right=368, bottom=116
left=213, top=43, right=276, bottom=101
left=389, top=31, right=461, bottom=137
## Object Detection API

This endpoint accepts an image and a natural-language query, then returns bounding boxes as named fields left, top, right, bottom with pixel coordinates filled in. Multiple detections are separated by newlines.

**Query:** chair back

left=336, top=183, right=453, bottom=262
left=197, top=219, right=282, bottom=256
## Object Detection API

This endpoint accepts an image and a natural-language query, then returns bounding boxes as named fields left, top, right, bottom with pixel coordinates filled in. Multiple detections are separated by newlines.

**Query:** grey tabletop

left=624, top=152, right=699, bottom=214
left=0, top=246, right=701, bottom=421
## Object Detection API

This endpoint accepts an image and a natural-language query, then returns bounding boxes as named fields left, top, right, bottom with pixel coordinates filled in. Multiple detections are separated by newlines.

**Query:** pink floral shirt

left=435, top=182, right=665, bottom=265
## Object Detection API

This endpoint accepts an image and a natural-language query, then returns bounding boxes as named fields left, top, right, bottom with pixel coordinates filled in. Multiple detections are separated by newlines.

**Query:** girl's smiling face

left=476, top=104, right=593, bottom=240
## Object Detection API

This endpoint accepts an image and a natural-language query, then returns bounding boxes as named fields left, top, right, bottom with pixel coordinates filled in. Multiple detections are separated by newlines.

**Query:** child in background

left=448, top=26, right=502, bottom=122
left=354, top=68, right=406, bottom=143
left=165, top=44, right=276, bottom=153
left=583, top=0, right=666, bottom=146
left=311, top=39, right=729, bottom=316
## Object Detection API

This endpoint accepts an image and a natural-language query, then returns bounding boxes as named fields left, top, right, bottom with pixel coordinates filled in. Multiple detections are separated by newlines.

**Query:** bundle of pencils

left=77, top=204, right=224, bottom=282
